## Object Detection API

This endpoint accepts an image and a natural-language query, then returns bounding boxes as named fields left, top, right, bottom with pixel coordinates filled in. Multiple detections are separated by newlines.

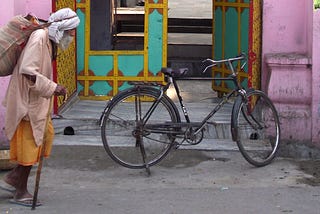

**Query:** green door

left=75, top=0, right=168, bottom=100
left=213, top=0, right=261, bottom=93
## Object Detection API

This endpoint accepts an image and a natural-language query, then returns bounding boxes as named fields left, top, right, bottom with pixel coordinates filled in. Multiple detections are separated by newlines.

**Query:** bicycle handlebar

left=205, top=52, right=246, bottom=64
left=202, top=52, right=247, bottom=74
left=161, top=53, right=248, bottom=78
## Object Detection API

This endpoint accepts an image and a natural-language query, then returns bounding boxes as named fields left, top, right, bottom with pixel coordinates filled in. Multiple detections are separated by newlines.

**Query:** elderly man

left=1, top=8, right=80, bottom=207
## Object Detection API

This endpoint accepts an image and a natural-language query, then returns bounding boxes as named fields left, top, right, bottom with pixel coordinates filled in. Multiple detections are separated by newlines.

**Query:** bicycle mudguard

left=230, top=88, right=255, bottom=141
left=231, top=96, right=241, bottom=141
left=99, top=86, right=181, bottom=126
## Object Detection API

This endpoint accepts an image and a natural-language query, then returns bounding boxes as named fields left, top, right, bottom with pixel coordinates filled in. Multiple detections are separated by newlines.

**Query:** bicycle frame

left=100, top=52, right=280, bottom=170
left=133, top=53, right=248, bottom=139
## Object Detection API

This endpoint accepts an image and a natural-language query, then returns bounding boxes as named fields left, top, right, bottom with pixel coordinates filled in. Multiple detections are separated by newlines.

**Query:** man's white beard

left=58, top=33, right=74, bottom=51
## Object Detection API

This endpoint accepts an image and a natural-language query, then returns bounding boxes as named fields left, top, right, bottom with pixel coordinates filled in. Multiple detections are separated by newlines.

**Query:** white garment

left=48, top=8, right=80, bottom=44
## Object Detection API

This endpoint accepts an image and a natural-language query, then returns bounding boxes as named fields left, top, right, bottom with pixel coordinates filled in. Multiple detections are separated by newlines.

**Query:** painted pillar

left=262, top=0, right=310, bottom=91
left=262, top=0, right=315, bottom=146
left=0, top=0, right=51, bottom=147
left=312, top=10, right=320, bottom=145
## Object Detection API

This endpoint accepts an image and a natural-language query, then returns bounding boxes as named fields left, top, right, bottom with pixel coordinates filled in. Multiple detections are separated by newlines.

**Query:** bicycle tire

left=231, top=89, right=280, bottom=167
left=101, top=87, right=180, bottom=169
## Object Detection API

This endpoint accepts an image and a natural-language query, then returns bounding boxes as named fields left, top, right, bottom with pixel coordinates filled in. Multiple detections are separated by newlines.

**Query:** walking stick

left=32, top=96, right=53, bottom=210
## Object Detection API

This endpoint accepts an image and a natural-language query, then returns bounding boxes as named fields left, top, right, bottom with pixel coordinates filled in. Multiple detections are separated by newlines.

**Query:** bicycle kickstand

left=137, top=138, right=151, bottom=176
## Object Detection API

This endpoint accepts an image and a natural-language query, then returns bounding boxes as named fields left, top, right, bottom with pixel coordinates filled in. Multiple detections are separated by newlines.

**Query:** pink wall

left=261, top=0, right=312, bottom=91
left=262, top=0, right=320, bottom=146
left=0, top=0, right=52, bottom=146
left=312, top=10, right=320, bottom=144
left=23, top=0, right=52, bottom=19
left=0, top=0, right=15, bottom=146
left=262, top=0, right=313, bottom=91
left=262, top=0, right=310, bottom=54
left=0, top=0, right=51, bottom=25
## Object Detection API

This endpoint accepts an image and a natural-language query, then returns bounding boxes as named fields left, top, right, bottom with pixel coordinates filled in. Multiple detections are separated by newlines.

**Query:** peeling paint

left=279, top=109, right=311, bottom=119
left=276, top=86, right=305, bottom=97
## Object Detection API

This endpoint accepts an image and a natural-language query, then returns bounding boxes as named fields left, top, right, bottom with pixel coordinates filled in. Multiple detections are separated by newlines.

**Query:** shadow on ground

left=47, top=145, right=228, bottom=171
left=47, top=145, right=320, bottom=187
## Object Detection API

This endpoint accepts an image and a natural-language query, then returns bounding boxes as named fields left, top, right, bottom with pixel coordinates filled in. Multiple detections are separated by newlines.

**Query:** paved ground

left=1, top=96, right=320, bottom=213
left=1, top=146, right=320, bottom=214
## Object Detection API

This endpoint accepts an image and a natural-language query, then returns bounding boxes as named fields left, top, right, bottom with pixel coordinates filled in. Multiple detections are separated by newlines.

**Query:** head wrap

left=48, top=8, right=80, bottom=44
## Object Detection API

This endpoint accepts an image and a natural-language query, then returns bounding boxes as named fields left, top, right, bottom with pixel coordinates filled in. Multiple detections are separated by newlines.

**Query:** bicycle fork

left=135, top=128, right=151, bottom=176
left=134, top=86, right=151, bottom=176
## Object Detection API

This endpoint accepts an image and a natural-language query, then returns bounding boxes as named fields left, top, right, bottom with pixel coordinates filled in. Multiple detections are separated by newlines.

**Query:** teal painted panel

left=240, top=8, right=249, bottom=58
left=76, top=9, right=85, bottom=74
left=77, top=82, right=84, bottom=93
left=89, top=55, right=113, bottom=76
left=118, top=55, right=144, bottom=76
left=239, top=8, right=249, bottom=89
left=148, top=10, right=163, bottom=75
left=214, top=5, right=250, bottom=90
left=119, top=82, right=133, bottom=92
left=214, top=7, right=223, bottom=60
left=241, top=78, right=248, bottom=88
left=90, top=81, right=112, bottom=96
left=227, top=0, right=237, bottom=2
left=225, top=7, right=238, bottom=58
left=76, top=0, right=81, bottom=2
left=152, top=0, right=159, bottom=3
left=214, top=72, right=222, bottom=87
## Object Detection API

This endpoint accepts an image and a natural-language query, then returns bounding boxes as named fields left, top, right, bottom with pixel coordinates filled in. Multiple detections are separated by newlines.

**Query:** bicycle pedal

left=173, top=141, right=181, bottom=150
left=250, top=132, right=259, bottom=140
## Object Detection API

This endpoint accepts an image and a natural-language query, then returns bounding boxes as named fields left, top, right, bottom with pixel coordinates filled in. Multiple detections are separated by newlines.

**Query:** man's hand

left=54, top=84, right=67, bottom=96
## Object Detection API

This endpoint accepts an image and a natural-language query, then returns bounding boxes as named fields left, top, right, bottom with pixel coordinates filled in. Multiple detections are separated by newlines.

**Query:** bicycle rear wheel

left=232, top=89, right=280, bottom=167
left=101, top=87, right=180, bottom=169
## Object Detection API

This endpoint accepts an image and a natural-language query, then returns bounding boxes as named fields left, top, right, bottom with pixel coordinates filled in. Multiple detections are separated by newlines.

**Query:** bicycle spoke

left=233, top=90, right=280, bottom=167
left=101, top=88, right=179, bottom=169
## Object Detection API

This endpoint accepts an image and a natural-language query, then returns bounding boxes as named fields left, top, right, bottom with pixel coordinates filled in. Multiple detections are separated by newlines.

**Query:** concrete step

left=53, top=99, right=235, bottom=140
left=52, top=118, right=99, bottom=135
left=53, top=134, right=238, bottom=151
left=53, top=99, right=105, bottom=134
left=53, top=120, right=233, bottom=140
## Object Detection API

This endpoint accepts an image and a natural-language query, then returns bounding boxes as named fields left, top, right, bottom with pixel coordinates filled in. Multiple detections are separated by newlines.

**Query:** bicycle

left=100, top=53, right=281, bottom=174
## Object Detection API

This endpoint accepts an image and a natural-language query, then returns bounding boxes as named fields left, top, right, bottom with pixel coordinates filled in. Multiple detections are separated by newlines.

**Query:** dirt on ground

left=49, top=145, right=320, bottom=187
left=297, top=160, right=320, bottom=186
left=46, top=145, right=222, bottom=170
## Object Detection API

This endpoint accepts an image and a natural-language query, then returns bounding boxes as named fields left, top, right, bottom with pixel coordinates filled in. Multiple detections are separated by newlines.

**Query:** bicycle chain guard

left=184, top=127, right=204, bottom=145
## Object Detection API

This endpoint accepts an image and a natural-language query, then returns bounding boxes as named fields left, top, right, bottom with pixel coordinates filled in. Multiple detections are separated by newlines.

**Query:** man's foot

left=9, top=197, right=42, bottom=207
left=3, top=171, right=19, bottom=189
left=0, top=180, right=15, bottom=193
left=4, top=165, right=33, bottom=199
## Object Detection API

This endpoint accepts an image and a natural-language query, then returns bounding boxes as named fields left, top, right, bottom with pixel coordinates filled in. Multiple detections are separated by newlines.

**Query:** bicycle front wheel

left=101, top=87, right=180, bottom=169
left=232, top=89, right=280, bottom=167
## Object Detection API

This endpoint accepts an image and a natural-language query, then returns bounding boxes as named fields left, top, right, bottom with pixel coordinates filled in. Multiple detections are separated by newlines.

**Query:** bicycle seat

left=161, top=67, right=189, bottom=77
